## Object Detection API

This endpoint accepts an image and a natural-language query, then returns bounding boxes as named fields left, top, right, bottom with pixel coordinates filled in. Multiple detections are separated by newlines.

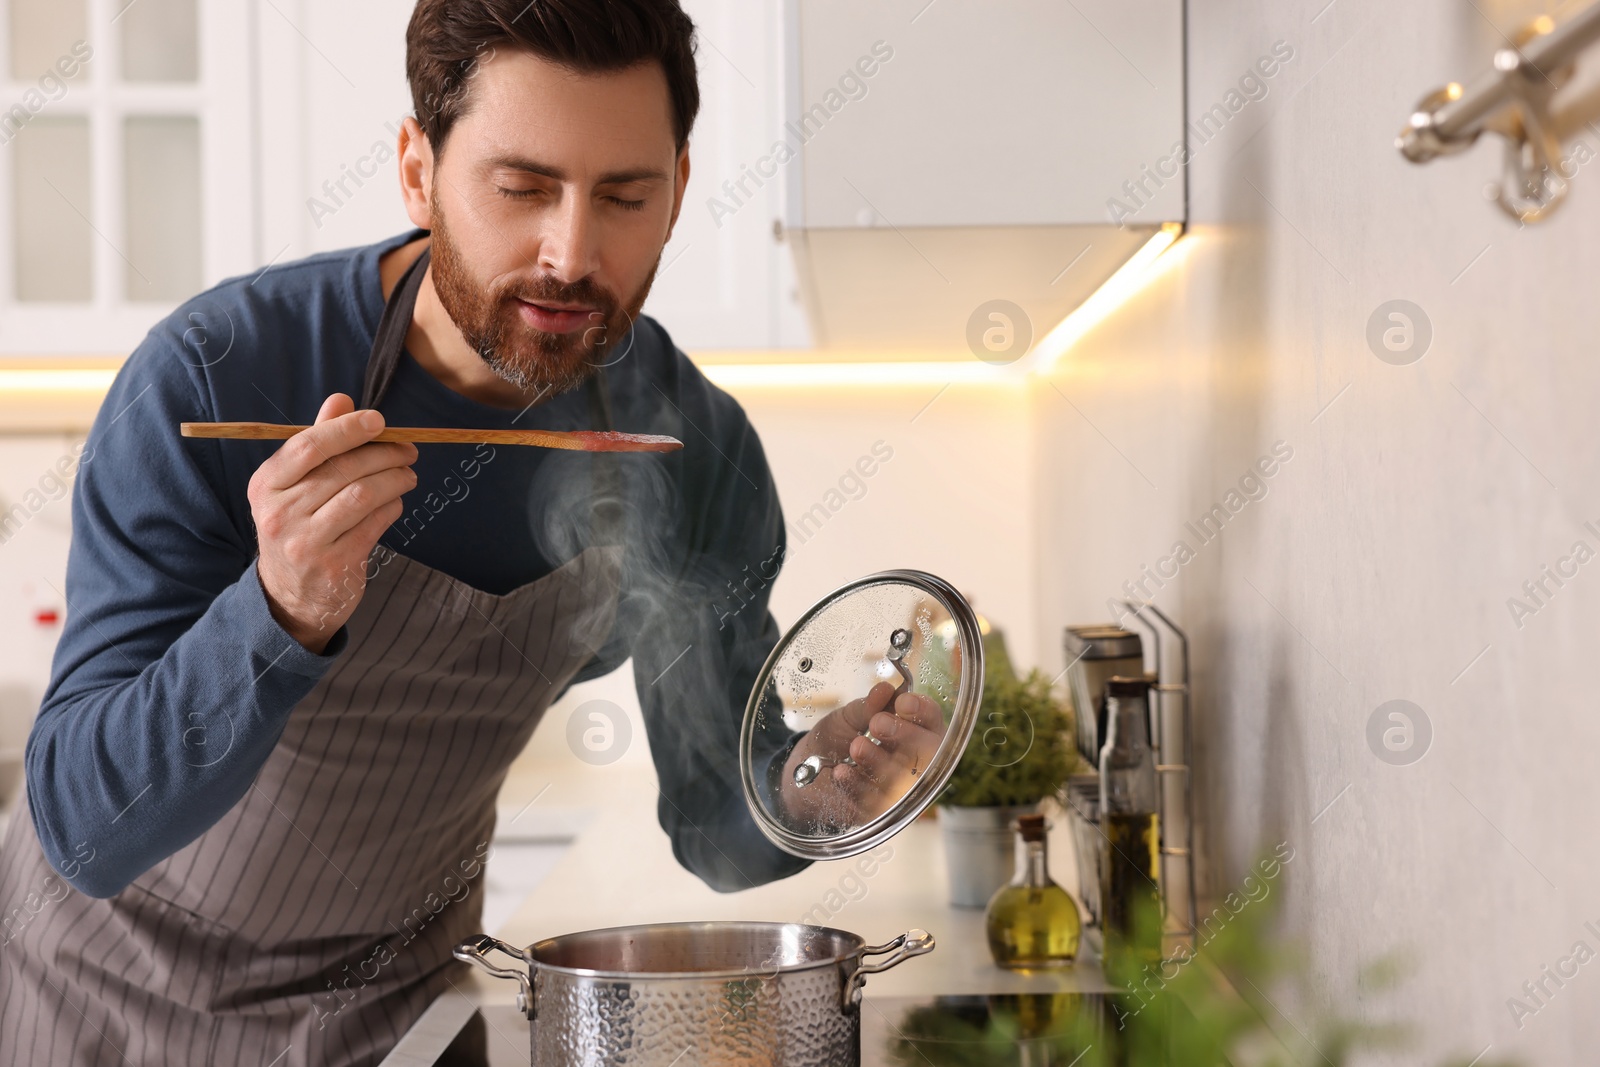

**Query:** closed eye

left=495, top=189, right=645, bottom=211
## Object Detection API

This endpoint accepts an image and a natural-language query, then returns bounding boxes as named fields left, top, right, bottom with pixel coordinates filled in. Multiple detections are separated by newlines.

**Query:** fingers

left=831, top=761, right=866, bottom=793
left=258, top=399, right=387, bottom=490
left=899, top=718, right=946, bottom=768
left=847, top=700, right=942, bottom=778
left=314, top=465, right=418, bottom=540
left=830, top=689, right=945, bottom=781
left=850, top=729, right=909, bottom=773
left=333, top=495, right=407, bottom=553
left=840, top=681, right=897, bottom=734
left=788, top=688, right=946, bottom=827
left=316, top=393, right=355, bottom=424
left=294, top=441, right=419, bottom=512
left=893, top=692, right=945, bottom=731
left=867, top=710, right=905, bottom=743
left=844, top=730, right=924, bottom=827
left=861, top=696, right=943, bottom=752
left=849, top=733, right=896, bottom=775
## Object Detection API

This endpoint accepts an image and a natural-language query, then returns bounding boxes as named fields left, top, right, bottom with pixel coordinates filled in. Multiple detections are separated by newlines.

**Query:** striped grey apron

left=0, top=245, right=624, bottom=1066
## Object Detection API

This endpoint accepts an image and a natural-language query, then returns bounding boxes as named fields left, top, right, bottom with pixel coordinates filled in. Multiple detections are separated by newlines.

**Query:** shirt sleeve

left=622, top=367, right=811, bottom=893
left=24, top=333, right=347, bottom=899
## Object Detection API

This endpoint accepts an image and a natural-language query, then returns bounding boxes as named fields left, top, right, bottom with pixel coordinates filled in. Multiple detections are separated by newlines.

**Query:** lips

left=515, top=299, right=600, bottom=335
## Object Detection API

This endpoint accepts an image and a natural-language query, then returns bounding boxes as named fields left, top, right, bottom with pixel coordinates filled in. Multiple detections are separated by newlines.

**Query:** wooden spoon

left=180, top=421, right=683, bottom=453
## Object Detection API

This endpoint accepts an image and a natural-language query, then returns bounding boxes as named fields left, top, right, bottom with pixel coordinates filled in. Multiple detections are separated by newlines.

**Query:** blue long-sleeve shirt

left=25, top=228, right=808, bottom=898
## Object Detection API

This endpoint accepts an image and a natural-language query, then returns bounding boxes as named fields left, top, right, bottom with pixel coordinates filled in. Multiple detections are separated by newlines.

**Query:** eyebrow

left=483, top=155, right=671, bottom=185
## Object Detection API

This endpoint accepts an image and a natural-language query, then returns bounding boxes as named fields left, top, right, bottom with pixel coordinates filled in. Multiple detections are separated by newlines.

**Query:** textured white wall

left=741, top=380, right=1036, bottom=659
left=1031, top=1, right=1600, bottom=1062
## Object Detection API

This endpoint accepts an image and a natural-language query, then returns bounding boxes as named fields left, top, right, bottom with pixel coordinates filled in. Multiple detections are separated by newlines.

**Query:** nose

left=537, top=188, right=602, bottom=284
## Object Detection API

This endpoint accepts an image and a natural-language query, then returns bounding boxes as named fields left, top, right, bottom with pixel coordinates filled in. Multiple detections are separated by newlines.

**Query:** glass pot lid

left=739, top=570, right=984, bottom=861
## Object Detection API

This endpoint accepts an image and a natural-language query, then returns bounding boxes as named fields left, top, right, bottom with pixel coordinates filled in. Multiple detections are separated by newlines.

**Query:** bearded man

left=0, top=2, right=814, bottom=1064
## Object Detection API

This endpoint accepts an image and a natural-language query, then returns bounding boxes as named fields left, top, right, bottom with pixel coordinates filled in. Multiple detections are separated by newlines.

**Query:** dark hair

left=405, top=0, right=699, bottom=156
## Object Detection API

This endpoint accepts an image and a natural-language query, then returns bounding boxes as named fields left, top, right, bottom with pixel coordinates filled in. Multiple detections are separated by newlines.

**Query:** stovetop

left=420, top=993, right=1128, bottom=1066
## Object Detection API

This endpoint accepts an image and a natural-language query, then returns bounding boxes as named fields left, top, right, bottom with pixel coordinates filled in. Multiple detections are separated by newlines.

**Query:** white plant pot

left=938, top=803, right=1038, bottom=908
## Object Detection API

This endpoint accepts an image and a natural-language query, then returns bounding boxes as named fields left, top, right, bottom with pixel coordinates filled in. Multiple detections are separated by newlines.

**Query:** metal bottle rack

left=1122, top=600, right=1198, bottom=957
left=1066, top=602, right=1197, bottom=961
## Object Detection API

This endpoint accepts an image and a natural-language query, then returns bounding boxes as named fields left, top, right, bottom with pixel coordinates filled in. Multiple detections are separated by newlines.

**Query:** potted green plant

left=938, top=631, right=1075, bottom=908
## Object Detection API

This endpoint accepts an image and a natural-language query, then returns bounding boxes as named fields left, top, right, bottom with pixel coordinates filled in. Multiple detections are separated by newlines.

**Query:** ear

left=397, top=116, right=436, bottom=229
left=664, top=144, right=691, bottom=242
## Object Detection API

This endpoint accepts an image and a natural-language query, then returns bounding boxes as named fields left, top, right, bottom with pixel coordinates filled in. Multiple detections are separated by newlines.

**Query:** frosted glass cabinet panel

left=0, top=0, right=252, bottom=352
left=13, top=117, right=92, bottom=302
left=124, top=116, right=202, bottom=300
left=121, top=0, right=198, bottom=83
left=8, top=0, right=86, bottom=80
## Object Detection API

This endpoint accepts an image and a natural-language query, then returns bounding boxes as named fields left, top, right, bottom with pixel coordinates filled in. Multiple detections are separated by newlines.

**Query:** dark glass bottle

left=1098, top=676, right=1161, bottom=974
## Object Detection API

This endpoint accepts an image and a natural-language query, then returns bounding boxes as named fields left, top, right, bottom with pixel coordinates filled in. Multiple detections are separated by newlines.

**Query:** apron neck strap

left=362, top=244, right=431, bottom=411
left=588, top=365, right=622, bottom=546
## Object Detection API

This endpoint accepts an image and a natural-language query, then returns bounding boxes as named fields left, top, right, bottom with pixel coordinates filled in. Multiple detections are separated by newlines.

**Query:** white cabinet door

left=788, top=0, right=1186, bottom=229
left=639, top=0, right=810, bottom=350
left=255, top=0, right=416, bottom=261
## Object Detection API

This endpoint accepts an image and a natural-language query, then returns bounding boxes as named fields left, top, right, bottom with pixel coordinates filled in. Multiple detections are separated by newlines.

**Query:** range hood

left=781, top=0, right=1185, bottom=355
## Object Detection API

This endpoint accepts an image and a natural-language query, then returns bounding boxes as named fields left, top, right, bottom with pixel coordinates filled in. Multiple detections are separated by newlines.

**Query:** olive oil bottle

left=985, top=813, right=1082, bottom=972
left=1099, top=677, right=1162, bottom=974
left=1100, top=811, right=1161, bottom=967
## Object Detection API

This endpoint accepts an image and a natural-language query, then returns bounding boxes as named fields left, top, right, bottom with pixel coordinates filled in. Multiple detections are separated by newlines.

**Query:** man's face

left=424, top=50, right=687, bottom=399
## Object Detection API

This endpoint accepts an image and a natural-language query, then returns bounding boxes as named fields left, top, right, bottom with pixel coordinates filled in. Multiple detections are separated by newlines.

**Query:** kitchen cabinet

left=0, top=0, right=255, bottom=354
left=3, top=0, right=1185, bottom=357
left=632, top=0, right=812, bottom=349
left=782, top=0, right=1187, bottom=350
left=786, top=0, right=1185, bottom=229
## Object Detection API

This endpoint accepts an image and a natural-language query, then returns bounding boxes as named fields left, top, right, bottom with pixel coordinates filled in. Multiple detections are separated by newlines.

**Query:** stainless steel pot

left=454, top=921, right=932, bottom=1066
left=451, top=573, right=978, bottom=1064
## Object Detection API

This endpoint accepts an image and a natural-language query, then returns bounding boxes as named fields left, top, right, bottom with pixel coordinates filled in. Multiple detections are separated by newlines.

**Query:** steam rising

left=525, top=439, right=760, bottom=792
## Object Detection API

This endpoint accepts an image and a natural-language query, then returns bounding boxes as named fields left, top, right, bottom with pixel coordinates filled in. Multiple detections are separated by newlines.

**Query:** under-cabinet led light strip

left=696, top=223, right=1183, bottom=389
left=0, top=368, right=120, bottom=393
left=1023, top=221, right=1184, bottom=377
left=0, top=225, right=1183, bottom=400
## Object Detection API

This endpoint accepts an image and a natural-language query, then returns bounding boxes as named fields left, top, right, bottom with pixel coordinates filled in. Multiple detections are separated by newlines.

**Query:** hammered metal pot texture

left=455, top=921, right=934, bottom=1067
left=536, top=965, right=854, bottom=1066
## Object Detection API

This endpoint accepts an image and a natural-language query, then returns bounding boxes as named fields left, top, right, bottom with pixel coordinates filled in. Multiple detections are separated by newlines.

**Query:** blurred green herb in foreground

left=890, top=874, right=1521, bottom=1067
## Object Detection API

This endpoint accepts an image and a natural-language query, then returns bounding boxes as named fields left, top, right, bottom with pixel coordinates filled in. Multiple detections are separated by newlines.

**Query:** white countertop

left=488, top=764, right=1112, bottom=1001
left=384, top=763, right=1111, bottom=1062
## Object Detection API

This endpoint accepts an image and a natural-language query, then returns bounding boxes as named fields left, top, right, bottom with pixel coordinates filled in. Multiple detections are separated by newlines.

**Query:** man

left=0, top=2, right=823, bottom=1064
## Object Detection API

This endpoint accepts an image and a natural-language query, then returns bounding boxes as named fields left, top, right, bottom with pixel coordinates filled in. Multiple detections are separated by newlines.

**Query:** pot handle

left=843, top=929, right=935, bottom=1009
left=453, top=934, right=534, bottom=1019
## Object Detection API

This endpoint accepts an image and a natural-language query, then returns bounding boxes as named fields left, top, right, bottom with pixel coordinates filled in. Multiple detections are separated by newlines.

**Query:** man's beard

left=429, top=195, right=659, bottom=401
